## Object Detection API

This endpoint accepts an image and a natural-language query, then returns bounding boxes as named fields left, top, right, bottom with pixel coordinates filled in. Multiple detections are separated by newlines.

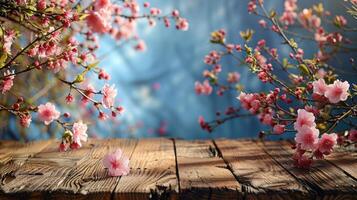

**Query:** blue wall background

left=94, top=0, right=287, bottom=139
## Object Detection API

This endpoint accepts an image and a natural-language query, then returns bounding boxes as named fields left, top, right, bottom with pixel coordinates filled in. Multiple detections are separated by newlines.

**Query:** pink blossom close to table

left=103, top=149, right=130, bottom=177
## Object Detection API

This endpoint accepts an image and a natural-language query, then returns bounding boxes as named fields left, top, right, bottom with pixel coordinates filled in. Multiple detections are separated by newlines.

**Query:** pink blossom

left=273, top=124, right=285, bottom=135
left=150, top=8, right=161, bottom=16
left=72, top=121, right=88, bottom=147
left=172, top=10, right=179, bottom=17
left=37, top=102, right=60, bottom=125
left=64, top=112, right=71, bottom=118
left=195, top=80, right=212, bottom=95
left=114, top=21, right=136, bottom=40
left=98, top=69, right=110, bottom=80
left=99, top=111, right=108, bottom=120
left=312, top=78, right=327, bottom=96
left=116, top=106, right=125, bottom=114
left=102, top=84, right=117, bottom=108
left=327, top=32, right=343, bottom=45
left=314, top=28, right=327, bottom=44
left=257, top=39, right=266, bottom=47
left=317, top=133, right=337, bottom=154
left=134, top=40, right=147, bottom=52
left=19, top=114, right=32, bottom=128
left=348, top=129, right=357, bottom=142
left=37, top=0, right=46, bottom=10
left=324, top=80, right=350, bottom=103
left=237, top=92, right=260, bottom=114
left=258, top=19, right=267, bottom=28
left=59, top=142, right=68, bottom=152
left=65, top=94, right=74, bottom=104
left=284, top=0, right=297, bottom=12
left=227, top=72, right=240, bottom=83
left=260, top=112, right=273, bottom=125
left=294, top=109, right=316, bottom=132
left=0, top=70, right=15, bottom=94
left=95, top=0, right=111, bottom=10
left=176, top=18, right=189, bottom=31
left=293, top=153, right=312, bottom=168
left=103, top=149, right=130, bottom=176
left=81, top=84, right=95, bottom=104
left=70, top=142, right=81, bottom=150
left=316, top=68, right=326, bottom=79
left=87, top=10, right=111, bottom=34
left=3, top=30, right=16, bottom=54
left=295, top=125, right=319, bottom=150
left=280, top=11, right=297, bottom=25
left=247, top=1, right=257, bottom=13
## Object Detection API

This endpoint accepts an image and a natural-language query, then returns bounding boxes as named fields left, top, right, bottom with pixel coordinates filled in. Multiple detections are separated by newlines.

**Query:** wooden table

left=0, top=138, right=356, bottom=200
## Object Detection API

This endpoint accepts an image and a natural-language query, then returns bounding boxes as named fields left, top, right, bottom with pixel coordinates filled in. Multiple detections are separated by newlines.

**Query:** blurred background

left=1, top=0, right=355, bottom=140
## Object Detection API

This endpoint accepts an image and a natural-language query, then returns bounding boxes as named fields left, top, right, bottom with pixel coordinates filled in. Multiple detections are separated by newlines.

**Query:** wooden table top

left=0, top=138, right=356, bottom=200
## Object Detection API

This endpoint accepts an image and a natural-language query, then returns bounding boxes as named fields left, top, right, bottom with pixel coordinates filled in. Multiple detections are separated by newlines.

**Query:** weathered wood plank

left=324, top=147, right=357, bottom=181
left=1, top=139, right=91, bottom=193
left=0, top=140, right=52, bottom=199
left=214, top=139, right=310, bottom=200
left=0, top=139, right=137, bottom=200
left=260, top=140, right=357, bottom=199
left=0, top=140, right=52, bottom=179
left=175, top=139, right=241, bottom=200
left=50, top=138, right=138, bottom=200
left=113, top=138, right=178, bottom=200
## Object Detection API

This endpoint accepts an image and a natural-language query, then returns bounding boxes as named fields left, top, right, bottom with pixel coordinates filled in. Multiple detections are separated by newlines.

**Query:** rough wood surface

left=214, top=139, right=310, bottom=199
left=0, top=138, right=356, bottom=200
left=175, top=140, right=241, bottom=199
left=260, top=140, right=357, bottom=199
left=113, top=138, right=178, bottom=200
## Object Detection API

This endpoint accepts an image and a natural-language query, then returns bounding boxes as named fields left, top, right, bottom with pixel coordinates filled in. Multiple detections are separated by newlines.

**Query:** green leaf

left=0, top=52, right=8, bottom=69
left=240, top=29, right=254, bottom=42
left=79, top=14, right=89, bottom=21
left=289, top=38, right=298, bottom=49
left=74, top=74, right=84, bottom=83
left=87, top=61, right=99, bottom=70
left=269, top=10, right=276, bottom=18
left=298, top=64, right=309, bottom=75
left=282, top=58, right=288, bottom=68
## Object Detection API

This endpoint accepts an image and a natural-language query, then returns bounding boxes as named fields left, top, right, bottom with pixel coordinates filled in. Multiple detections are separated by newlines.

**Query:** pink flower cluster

left=312, top=79, right=350, bottom=104
left=0, top=70, right=15, bottom=94
left=87, top=0, right=113, bottom=33
left=3, top=30, right=16, bottom=54
left=293, top=109, right=337, bottom=168
left=195, top=80, right=213, bottom=95
left=70, top=121, right=88, bottom=149
left=280, top=0, right=297, bottom=25
left=59, top=121, right=89, bottom=152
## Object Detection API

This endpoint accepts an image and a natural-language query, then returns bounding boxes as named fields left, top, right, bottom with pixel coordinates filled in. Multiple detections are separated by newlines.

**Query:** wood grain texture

left=113, top=138, right=178, bottom=200
left=260, top=140, right=357, bottom=199
left=175, top=140, right=241, bottom=200
left=0, top=139, right=356, bottom=200
left=0, top=140, right=52, bottom=199
left=214, top=139, right=310, bottom=200
left=51, top=138, right=138, bottom=199
left=325, top=147, right=357, bottom=181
